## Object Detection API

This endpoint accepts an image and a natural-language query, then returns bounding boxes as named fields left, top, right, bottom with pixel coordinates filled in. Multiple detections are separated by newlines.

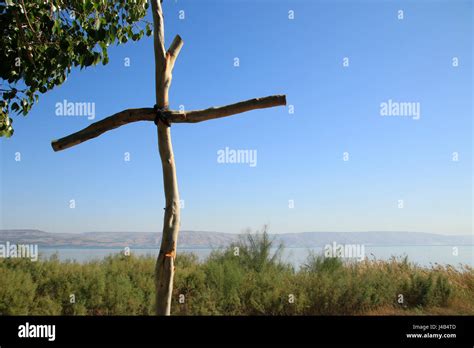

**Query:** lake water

left=38, top=245, right=473, bottom=269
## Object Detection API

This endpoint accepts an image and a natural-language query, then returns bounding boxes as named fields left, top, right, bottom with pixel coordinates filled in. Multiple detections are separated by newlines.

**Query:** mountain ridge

left=0, top=229, right=471, bottom=248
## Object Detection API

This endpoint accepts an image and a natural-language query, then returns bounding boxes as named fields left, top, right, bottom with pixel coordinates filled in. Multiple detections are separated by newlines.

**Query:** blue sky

left=1, top=0, right=472, bottom=235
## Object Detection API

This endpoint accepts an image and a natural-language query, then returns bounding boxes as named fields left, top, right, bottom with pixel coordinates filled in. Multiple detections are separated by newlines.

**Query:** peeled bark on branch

left=173, top=95, right=286, bottom=123
left=151, top=0, right=167, bottom=108
left=50, top=108, right=155, bottom=152
left=50, top=95, right=286, bottom=152
left=151, top=0, right=181, bottom=316
left=167, top=35, right=184, bottom=72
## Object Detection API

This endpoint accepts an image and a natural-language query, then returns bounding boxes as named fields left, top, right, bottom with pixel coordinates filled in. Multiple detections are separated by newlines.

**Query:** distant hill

left=0, top=229, right=471, bottom=248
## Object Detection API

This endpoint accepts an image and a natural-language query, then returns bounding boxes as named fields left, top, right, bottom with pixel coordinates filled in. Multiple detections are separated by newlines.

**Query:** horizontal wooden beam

left=172, top=95, right=286, bottom=123
left=51, top=108, right=155, bottom=152
left=51, top=95, right=286, bottom=152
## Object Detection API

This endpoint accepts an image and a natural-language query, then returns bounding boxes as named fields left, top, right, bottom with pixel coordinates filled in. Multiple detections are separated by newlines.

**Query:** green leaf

left=53, top=19, right=61, bottom=34
left=145, top=24, right=152, bottom=36
left=94, top=17, right=101, bottom=30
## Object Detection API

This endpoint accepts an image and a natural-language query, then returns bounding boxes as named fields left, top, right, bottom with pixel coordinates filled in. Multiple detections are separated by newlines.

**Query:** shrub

left=0, top=230, right=471, bottom=315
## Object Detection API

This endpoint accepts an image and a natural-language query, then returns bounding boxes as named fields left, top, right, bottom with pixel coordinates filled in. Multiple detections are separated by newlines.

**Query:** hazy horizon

left=0, top=228, right=472, bottom=237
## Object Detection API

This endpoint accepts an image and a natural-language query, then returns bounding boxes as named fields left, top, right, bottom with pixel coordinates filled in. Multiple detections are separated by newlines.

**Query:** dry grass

left=0, top=232, right=472, bottom=315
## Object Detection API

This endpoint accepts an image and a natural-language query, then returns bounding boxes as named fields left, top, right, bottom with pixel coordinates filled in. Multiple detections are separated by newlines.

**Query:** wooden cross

left=51, top=0, right=286, bottom=315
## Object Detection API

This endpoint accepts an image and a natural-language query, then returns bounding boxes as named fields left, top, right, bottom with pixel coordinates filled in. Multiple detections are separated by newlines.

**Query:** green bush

left=0, top=230, right=472, bottom=315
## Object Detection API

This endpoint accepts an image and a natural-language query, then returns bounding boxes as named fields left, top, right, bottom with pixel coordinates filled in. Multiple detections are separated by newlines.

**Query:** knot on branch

left=154, top=104, right=170, bottom=127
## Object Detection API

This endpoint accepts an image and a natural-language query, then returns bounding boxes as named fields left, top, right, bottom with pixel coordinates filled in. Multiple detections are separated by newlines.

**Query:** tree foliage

left=0, top=0, right=153, bottom=137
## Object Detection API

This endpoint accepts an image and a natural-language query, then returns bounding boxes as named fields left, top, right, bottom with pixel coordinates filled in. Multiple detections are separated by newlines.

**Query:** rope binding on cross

left=154, top=104, right=171, bottom=127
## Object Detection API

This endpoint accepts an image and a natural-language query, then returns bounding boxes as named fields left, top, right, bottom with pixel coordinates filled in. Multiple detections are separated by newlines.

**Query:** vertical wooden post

left=151, top=0, right=181, bottom=316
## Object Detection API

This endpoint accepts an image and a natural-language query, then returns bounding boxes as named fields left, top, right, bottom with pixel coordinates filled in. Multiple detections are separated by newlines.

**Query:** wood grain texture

left=51, top=108, right=155, bottom=152
left=151, top=0, right=181, bottom=316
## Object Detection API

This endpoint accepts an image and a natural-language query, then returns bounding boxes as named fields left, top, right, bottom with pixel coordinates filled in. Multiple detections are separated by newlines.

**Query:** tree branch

left=50, top=95, right=286, bottom=152
left=150, top=0, right=180, bottom=316
left=51, top=108, right=155, bottom=152
left=167, top=35, right=183, bottom=72
left=172, top=95, right=287, bottom=123
left=150, top=0, right=167, bottom=108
